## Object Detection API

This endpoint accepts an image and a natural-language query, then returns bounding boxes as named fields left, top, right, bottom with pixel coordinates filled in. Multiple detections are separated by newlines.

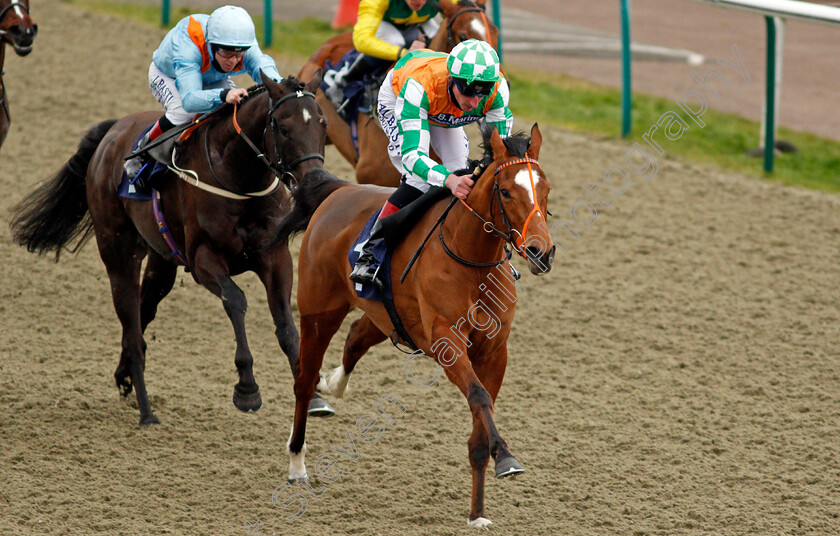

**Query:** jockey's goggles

left=453, top=77, right=495, bottom=97
left=212, top=44, right=249, bottom=59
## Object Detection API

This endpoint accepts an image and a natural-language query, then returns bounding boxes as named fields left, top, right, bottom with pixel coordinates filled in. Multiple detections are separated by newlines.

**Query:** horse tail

left=9, top=119, right=118, bottom=260
left=274, top=168, right=350, bottom=245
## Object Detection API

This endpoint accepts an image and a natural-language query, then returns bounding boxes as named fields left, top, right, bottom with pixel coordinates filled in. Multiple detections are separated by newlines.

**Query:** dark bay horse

left=298, top=0, right=499, bottom=187
left=10, top=74, right=335, bottom=425
left=276, top=124, right=555, bottom=526
left=0, top=0, right=37, bottom=151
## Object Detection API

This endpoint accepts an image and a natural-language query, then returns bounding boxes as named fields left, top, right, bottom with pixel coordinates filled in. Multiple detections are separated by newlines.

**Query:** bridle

left=440, top=157, right=544, bottom=268
left=445, top=2, right=493, bottom=50
left=0, top=1, right=29, bottom=37
left=0, top=1, right=32, bottom=125
left=177, top=88, right=325, bottom=199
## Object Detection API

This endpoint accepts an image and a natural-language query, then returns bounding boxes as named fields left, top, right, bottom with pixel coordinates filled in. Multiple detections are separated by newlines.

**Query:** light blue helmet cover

left=206, top=5, right=258, bottom=49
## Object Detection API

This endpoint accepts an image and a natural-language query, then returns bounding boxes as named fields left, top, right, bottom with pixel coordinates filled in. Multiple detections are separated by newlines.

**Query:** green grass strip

left=65, top=0, right=840, bottom=192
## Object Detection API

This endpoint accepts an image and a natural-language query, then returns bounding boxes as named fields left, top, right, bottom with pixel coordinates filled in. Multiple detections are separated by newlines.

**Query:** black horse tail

left=274, top=168, right=350, bottom=245
left=9, top=119, right=118, bottom=260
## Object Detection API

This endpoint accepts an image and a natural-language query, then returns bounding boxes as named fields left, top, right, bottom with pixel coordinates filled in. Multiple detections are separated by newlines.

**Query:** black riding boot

left=123, top=116, right=174, bottom=183
left=123, top=129, right=153, bottom=182
left=349, top=217, right=386, bottom=290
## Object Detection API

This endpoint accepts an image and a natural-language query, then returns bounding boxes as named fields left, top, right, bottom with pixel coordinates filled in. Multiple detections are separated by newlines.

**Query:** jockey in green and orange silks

left=348, top=39, right=513, bottom=290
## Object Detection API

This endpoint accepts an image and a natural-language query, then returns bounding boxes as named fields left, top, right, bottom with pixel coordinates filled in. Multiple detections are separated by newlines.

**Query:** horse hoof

left=307, top=396, right=336, bottom=417
left=139, top=414, right=160, bottom=426
left=494, top=455, right=525, bottom=479
left=232, top=389, right=263, bottom=413
left=467, top=517, right=493, bottom=528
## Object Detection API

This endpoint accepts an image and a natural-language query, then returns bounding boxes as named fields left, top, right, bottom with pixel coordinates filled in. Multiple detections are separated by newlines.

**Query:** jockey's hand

left=225, top=88, right=249, bottom=105
left=408, top=39, right=426, bottom=51
left=445, top=173, right=474, bottom=200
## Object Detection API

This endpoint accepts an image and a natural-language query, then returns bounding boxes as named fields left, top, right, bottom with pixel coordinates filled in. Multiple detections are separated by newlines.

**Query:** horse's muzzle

left=6, top=24, right=37, bottom=56
left=525, top=245, right=556, bottom=275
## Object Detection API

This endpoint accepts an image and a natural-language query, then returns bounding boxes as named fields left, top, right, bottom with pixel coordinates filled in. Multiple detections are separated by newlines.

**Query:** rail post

left=491, top=0, right=503, bottom=62
left=620, top=0, right=632, bottom=137
left=264, top=0, right=273, bottom=47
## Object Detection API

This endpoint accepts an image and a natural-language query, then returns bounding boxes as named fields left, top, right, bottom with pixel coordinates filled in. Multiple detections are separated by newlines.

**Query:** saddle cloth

left=117, top=124, right=169, bottom=201
left=348, top=209, right=393, bottom=302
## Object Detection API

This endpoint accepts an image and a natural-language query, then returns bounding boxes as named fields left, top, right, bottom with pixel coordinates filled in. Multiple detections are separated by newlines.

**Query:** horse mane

left=273, top=168, right=351, bottom=245
left=205, top=76, right=309, bottom=121
left=476, top=122, right=532, bottom=169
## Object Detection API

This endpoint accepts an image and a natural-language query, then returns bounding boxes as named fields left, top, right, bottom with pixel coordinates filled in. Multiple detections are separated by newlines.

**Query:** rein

left=0, top=69, right=8, bottom=125
left=442, top=156, right=542, bottom=266
left=0, top=1, right=30, bottom=124
left=0, top=1, right=28, bottom=37
left=169, top=88, right=324, bottom=200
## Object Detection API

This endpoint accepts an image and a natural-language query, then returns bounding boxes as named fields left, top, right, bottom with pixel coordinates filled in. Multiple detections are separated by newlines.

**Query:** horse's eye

left=278, top=125, right=289, bottom=136
left=500, top=188, right=511, bottom=199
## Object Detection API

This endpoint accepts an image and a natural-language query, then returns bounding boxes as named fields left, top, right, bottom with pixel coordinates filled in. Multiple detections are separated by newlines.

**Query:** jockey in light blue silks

left=125, top=5, right=283, bottom=179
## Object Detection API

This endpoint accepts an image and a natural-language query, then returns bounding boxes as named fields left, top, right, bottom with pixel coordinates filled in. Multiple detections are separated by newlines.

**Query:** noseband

left=264, top=89, right=325, bottom=187
left=445, top=4, right=492, bottom=49
left=440, top=157, right=543, bottom=267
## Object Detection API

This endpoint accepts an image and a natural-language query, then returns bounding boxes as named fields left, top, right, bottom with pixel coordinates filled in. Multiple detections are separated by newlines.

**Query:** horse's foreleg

left=288, top=307, right=349, bottom=481
left=139, top=250, right=178, bottom=333
left=434, top=333, right=521, bottom=526
left=192, top=246, right=261, bottom=412
left=256, top=247, right=335, bottom=417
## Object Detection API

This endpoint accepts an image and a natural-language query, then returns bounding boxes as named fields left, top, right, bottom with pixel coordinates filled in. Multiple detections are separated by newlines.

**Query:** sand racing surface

left=2, top=2, right=840, bottom=535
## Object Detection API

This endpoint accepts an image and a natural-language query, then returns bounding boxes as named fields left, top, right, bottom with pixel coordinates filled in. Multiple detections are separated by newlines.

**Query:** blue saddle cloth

left=116, top=125, right=169, bottom=201
left=348, top=210, right=392, bottom=302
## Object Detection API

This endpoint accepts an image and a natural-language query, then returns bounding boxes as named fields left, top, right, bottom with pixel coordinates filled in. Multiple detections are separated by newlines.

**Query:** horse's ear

left=438, top=0, right=457, bottom=18
left=527, top=123, right=542, bottom=160
left=490, top=127, right=508, bottom=162
left=306, top=69, right=323, bottom=93
left=262, top=70, right=280, bottom=91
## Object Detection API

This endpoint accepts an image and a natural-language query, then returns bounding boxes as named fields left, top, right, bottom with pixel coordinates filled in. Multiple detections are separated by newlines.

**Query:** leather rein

left=0, top=1, right=31, bottom=125
left=169, top=89, right=324, bottom=200
left=440, top=157, right=543, bottom=268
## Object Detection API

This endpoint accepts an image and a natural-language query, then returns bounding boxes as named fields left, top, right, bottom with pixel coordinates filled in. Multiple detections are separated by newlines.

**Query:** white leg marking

left=514, top=169, right=540, bottom=205
left=326, top=365, right=350, bottom=398
left=286, top=427, right=308, bottom=480
left=467, top=517, right=493, bottom=528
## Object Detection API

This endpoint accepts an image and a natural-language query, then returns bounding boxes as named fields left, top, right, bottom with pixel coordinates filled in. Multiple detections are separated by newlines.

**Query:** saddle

left=118, top=121, right=190, bottom=200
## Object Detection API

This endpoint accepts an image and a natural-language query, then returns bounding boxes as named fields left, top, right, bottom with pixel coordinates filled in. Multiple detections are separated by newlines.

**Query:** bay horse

left=298, top=0, right=499, bottom=187
left=10, top=74, right=336, bottom=426
left=276, top=124, right=555, bottom=526
left=0, top=0, right=37, bottom=151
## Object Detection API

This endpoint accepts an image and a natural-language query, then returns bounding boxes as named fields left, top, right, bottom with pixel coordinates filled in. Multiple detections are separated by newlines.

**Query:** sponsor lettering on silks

left=428, top=112, right=484, bottom=127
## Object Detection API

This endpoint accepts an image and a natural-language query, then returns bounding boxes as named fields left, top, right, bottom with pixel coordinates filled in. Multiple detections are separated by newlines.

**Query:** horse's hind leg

left=318, top=313, right=386, bottom=398
left=190, top=245, right=263, bottom=412
left=96, top=228, right=158, bottom=425
left=288, top=307, right=349, bottom=481
left=256, top=246, right=334, bottom=417
left=139, top=251, right=178, bottom=332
